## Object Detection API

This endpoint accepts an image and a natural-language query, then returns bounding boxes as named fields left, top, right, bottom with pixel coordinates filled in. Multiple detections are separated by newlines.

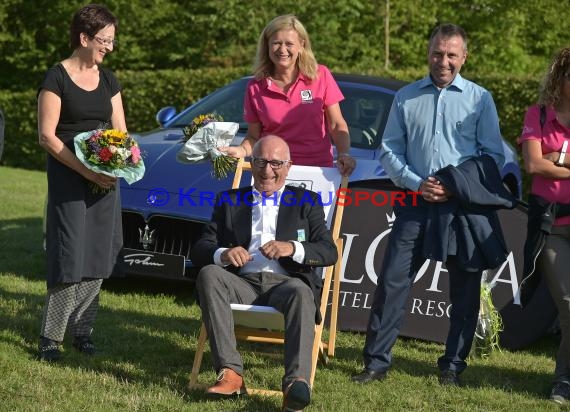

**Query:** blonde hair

left=253, top=14, right=318, bottom=80
left=539, top=47, right=570, bottom=107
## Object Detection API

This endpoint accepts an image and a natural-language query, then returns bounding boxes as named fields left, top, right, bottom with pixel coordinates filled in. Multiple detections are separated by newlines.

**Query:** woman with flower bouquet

left=223, top=15, right=356, bottom=177
left=37, top=4, right=127, bottom=362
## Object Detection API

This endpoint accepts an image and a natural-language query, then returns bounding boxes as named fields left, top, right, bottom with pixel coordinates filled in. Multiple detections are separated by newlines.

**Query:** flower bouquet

left=183, top=112, right=223, bottom=141
left=74, top=129, right=146, bottom=193
left=177, top=114, right=239, bottom=179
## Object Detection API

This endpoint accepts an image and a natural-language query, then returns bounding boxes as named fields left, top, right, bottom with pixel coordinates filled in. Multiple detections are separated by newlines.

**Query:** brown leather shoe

left=205, top=368, right=247, bottom=397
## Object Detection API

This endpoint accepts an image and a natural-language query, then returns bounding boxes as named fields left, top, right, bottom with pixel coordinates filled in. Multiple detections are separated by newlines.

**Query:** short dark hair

left=69, top=4, right=118, bottom=49
left=429, top=23, right=467, bottom=51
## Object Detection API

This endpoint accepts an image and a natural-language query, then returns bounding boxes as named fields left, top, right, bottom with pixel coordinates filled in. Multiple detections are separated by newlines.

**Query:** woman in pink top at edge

left=519, top=47, right=570, bottom=405
left=223, top=14, right=356, bottom=176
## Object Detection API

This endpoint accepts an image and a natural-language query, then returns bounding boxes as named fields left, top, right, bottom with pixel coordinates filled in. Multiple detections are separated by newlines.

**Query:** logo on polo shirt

left=300, top=90, right=313, bottom=104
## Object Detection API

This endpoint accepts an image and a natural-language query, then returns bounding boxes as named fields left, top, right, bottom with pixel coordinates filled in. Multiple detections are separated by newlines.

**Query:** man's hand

left=259, top=240, right=295, bottom=260
left=420, top=176, right=451, bottom=203
left=221, top=246, right=252, bottom=267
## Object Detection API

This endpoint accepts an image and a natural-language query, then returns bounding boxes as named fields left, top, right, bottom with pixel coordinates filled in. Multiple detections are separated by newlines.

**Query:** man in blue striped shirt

left=352, top=23, right=505, bottom=387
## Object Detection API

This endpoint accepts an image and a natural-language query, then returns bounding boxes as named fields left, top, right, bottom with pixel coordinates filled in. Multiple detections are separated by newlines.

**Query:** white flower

left=116, top=147, right=130, bottom=160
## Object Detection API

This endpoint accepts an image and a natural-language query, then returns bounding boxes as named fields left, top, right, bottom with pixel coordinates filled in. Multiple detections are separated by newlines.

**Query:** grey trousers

left=196, top=264, right=316, bottom=391
left=539, top=225, right=570, bottom=383
left=40, top=278, right=103, bottom=342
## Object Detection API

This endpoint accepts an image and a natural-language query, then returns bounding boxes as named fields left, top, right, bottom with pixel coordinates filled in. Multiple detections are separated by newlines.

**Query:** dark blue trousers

left=362, top=203, right=482, bottom=374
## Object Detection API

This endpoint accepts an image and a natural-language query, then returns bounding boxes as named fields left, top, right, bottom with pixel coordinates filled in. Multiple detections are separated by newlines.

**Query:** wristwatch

left=557, top=140, right=568, bottom=166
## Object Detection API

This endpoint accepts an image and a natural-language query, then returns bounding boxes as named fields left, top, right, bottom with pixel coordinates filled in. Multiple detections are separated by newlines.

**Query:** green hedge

left=0, top=90, right=41, bottom=169
left=0, top=67, right=540, bottom=173
left=119, top=66, right=251, bottom=132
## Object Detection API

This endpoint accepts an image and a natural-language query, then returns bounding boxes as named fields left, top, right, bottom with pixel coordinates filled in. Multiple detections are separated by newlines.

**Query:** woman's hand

left=220, top=129, right=259, bottom=159
left=219, top=145, right=246, bottom=159
left=543, top=151, right=560, bottom=164
left=86, top=170, right=117, bottom=190
left=337, top=153, right=356, bottom=176
left=523, top=140, right=570, bottom=178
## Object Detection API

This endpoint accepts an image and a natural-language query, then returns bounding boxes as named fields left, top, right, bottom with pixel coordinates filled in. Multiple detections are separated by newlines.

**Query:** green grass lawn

left=0, top=165, right=564, bottom=411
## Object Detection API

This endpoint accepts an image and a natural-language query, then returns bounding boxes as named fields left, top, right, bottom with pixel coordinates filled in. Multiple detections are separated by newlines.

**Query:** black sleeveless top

left=39, top=63, right=123, bottom=287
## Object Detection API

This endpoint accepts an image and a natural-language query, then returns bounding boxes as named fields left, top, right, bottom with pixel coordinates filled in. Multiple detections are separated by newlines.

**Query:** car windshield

left=169, top=79, right=249, bottom=131
left=168, top=77, right=396, bottom=149
left=338, top=84, right=394, bottom=149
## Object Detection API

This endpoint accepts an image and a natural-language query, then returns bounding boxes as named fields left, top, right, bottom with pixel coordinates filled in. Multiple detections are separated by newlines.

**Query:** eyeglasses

left=251, top=157, right=291, bottom=170
left=93, top=35, right=117, bottom=47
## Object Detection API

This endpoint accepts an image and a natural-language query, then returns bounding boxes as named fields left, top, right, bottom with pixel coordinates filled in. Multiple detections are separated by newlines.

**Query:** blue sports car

left=117, top=74, right=522, bottom=279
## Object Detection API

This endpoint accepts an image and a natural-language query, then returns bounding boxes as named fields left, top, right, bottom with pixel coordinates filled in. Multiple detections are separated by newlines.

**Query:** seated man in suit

left=191, top=135, right=337, bottom=411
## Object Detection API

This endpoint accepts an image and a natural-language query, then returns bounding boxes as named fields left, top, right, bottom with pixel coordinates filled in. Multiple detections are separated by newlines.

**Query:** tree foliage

left=1, top=0, right=569, bottom=90
left=1, top=0, right=569, bottom=176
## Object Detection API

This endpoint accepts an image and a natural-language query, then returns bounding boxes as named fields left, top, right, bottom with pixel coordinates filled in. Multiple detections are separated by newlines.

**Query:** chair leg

left=318, top=341, right=329, bottom=364
left=310, top=324, right=326, bottom=386
left=188, top=322, right=208, bottom=389
left=328, top=239, right=343, bottom=357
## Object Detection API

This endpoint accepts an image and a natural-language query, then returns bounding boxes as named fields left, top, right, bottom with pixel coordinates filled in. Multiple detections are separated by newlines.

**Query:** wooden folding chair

left=188, top=158, right=347, bottom=396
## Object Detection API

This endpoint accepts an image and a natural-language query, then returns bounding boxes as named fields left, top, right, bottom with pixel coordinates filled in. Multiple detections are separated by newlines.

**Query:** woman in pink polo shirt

left=224, top=14, right=355, bottom=176
left=519, top=47, right=570, bottom=405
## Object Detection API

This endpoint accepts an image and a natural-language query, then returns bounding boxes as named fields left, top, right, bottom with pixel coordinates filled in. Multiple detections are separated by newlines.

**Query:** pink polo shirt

left=243, top=64, right=344, bottom=167
left=518, top=104, right=570, bottom=225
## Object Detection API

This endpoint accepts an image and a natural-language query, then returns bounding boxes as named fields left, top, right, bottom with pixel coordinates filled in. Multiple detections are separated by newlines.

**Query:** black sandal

left=39, top=336, right=61, bottom=362
left=72, top=336, right=96, bottom=355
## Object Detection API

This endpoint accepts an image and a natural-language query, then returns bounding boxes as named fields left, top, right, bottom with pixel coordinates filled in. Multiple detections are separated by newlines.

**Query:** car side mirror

left=156, top=106, right=178, bottom=127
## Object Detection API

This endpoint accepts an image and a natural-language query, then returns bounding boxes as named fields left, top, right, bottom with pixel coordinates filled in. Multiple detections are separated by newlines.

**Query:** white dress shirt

left=213, top=187, right=305, bottom=274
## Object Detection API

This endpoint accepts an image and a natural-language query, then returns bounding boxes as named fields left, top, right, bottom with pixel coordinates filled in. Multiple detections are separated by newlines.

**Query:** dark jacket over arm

left=423, top=154, right=517, bottom=271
